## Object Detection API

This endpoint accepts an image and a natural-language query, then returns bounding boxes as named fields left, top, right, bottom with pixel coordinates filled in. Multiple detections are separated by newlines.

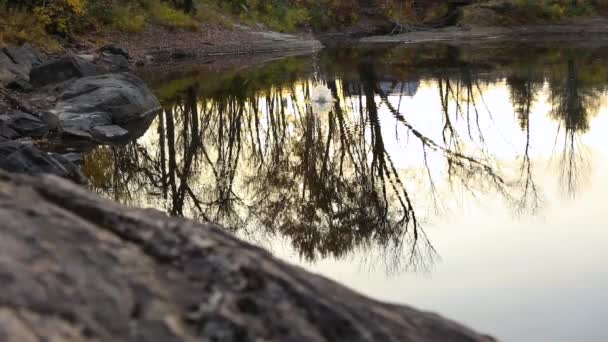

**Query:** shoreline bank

left=361, top=17, right=608, bottom=44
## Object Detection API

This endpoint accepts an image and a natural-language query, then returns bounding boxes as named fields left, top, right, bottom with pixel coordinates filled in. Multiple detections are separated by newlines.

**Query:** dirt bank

left=98, top=23, right=321, bottom=65
left=361, top=17, right=608, bottom=44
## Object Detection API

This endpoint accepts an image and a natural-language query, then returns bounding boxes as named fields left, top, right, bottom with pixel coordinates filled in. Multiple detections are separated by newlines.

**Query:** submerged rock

left=0, top=171, right=494, bottom=342
left=0, top=141, right=84, bottom=183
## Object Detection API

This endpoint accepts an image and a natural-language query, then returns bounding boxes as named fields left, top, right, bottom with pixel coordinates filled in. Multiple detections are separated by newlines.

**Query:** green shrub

left=112, top=6, right=146, bottom=33
left=149, top=1, right=198, bottom=30
left=0, top=9, right=61, bottom=51
left=195, top=2, right=234, bottom=28
left=515, top=0, right=597, bottom=20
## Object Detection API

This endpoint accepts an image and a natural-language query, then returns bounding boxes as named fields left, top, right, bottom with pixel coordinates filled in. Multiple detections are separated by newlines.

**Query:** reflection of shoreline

left=83, top=44, right=608, bottom=274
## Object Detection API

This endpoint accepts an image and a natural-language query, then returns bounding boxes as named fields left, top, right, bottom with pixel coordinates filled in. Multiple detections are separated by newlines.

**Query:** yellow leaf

left=66, top=0, right=87, bottom=15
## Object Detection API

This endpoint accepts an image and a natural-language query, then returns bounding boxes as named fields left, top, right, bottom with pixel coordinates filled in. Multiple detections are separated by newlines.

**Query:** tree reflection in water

left=83, top=43, right=608, bottom=274
left=548, top=59, right=603, bottom=197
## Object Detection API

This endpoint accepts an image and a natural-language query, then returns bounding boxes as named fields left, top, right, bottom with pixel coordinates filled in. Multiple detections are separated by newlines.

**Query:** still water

left=84, top=42, right=608, bottom=341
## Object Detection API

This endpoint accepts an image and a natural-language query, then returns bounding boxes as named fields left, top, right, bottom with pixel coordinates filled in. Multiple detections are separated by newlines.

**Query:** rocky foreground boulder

left=1, top=44, right=160, bottom=145
left=0, top=171, right=496, bottom=342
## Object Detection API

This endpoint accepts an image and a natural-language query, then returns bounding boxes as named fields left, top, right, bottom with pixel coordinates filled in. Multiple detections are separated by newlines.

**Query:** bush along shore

left=0, top=42, right=500, bottom=341
left=2, top=0, right=608, bottom=53
left=0, top=0, right=608, bottom=52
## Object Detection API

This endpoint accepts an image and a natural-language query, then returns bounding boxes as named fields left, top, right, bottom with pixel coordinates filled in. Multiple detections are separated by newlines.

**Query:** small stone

left=61, top=127, right=93, bottom=140
left=99, top=53, right=129, bottom=72
left=76, top=54, right=97, bottom=63
left=92, top=125, right=130, bottom=141
left=60, top=152, right=83, bottom=164
left=7, top=78, right=33, bottom=92
left=40, top=111, right=60, bottom=131
left=100, top=44, right=130, bottom=59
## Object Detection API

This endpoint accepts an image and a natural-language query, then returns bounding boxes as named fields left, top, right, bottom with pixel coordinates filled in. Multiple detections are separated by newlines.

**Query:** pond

left=83, top=41, right=608, bottom=341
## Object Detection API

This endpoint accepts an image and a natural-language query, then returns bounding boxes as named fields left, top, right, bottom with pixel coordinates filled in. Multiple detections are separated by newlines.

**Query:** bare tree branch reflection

left=83, top=43, right=608, bottom=275
left=507, top=72, right=542, bottom=213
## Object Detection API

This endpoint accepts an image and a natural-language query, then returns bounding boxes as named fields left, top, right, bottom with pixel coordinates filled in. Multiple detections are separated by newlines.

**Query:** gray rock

left=29, top=56, right=102, bottom=88
left=40, top=111, right=60, bottom=131
left=0, top=57, right=15, bottom=82
left=0, top=142, right=85, bottom=183
left=99, top=52, right=130, bottom=72
left=61, top=152, right=83, bottom=164
left=100, top=44, right=130, bottom=59
left=60, top=112, right=112, bottom=132
left=3, top=44, right=43, bottom=70
left=76, top=53, right=97, bottom=62
left=92, top=125, right=130, bottom=142
left=0, top=112, right=49, bottom=138
left=62, top=127, right=93, bottom=140
left=6, top=78, right=34, bottom=92
left=0, top=44, right=43, bottom=84
left=0, top=50, right=23, bottom=84
left=0, top=122, right=19, bottom=141
left=51, top=73, right=160, bottom=140
left=0, top=171, right=495, bottom=342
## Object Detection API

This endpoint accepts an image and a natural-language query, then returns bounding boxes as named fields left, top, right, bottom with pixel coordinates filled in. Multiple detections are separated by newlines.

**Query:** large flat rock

left=0, top=171, right=495, bottom=342
left=49, top=72, right=161, bottom=143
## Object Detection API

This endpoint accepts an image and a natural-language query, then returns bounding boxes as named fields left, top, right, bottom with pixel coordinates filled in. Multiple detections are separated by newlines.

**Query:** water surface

left=84, top=42, right=608, bottom=341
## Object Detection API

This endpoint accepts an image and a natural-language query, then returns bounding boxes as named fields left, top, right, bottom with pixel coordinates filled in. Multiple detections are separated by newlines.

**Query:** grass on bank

left=513, top=0, right=597, bottom=20
left=0, top=0, right=356, bottom=51
left=0, top=11, right=62, bottom=51
left=0, top=0, right=205, bottom=50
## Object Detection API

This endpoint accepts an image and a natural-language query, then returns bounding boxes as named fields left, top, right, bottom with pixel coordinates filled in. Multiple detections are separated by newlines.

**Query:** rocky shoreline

left=0, top=32, right=324, bottom=181
left=102, top=25, right=323, bottom=65
left=0, top=44, right=160, bottom=181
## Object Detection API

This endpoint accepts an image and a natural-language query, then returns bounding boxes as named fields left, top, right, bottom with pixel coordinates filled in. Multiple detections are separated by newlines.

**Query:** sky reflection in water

left=84, top=43, right=608, bottom=341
